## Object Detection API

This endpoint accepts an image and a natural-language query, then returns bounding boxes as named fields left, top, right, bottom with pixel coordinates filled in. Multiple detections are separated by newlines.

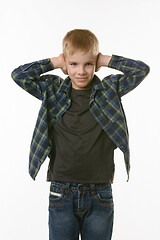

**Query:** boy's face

left=65, top=51, right=97, bottom=90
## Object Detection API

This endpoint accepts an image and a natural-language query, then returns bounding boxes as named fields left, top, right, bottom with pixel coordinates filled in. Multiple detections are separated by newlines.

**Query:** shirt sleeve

left=106, top=55, right=150, bottom=97
left=11, top=59, right=55, bottom=100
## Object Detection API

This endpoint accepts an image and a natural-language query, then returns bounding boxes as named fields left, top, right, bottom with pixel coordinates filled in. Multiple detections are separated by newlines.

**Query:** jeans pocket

left=50, top=190, right=63, bottom=199
left=93, top=186, right=113, bottom=207
left=49, top=185, right=68, bottom=207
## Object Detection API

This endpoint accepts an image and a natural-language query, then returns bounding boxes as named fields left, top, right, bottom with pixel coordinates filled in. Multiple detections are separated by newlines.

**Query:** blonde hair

left=63, top=29, right=99, bottom=57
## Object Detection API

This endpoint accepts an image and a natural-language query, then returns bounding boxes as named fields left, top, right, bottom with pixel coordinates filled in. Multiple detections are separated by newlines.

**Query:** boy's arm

left=97, top=53, right=150, bottom=97
left=11, top=54, right=67, bottom=100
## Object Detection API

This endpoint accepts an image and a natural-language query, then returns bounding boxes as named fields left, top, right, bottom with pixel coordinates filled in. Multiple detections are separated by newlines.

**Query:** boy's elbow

left=11, top=69, right=17, bottom=81
left=11, top=69, right=20, bottom=83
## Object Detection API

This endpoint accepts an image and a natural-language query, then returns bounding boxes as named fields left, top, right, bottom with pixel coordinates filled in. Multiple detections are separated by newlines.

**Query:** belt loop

left=66, top=182, right=70, bottom=190
left=91, top=184, right=95, bottom=191
left=65, top=182, right=71, bottom=195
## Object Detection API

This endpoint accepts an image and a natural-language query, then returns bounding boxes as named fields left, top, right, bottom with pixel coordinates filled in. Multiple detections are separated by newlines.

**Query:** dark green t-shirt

left=47, top=88, right=117, bottom=183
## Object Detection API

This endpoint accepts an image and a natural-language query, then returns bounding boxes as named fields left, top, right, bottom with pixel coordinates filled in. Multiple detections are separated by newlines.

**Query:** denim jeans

left=48, top=181, right=114, bottom=240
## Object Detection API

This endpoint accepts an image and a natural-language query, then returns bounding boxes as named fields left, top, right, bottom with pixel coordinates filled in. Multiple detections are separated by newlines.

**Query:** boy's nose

left=78, top=66, right=86, bottom=74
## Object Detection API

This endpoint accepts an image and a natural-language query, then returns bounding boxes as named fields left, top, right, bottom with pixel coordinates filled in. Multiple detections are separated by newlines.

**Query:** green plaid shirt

left=11, top=55, right=150, bottom=181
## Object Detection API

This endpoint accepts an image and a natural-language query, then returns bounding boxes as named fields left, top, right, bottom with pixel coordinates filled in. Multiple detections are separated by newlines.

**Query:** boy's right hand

left=50, top=54, right=68, bottom=75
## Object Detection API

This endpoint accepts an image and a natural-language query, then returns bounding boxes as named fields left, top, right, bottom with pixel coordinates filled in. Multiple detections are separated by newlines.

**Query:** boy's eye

left=71, top=63, right=77, bottom=66
left=86, top=63, right=92, bottom=66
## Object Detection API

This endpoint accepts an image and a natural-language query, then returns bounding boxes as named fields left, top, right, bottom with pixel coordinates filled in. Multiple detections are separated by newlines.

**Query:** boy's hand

left=96, top=53, right=112, bottom=72
left=50, top=54, right=68, bottom=75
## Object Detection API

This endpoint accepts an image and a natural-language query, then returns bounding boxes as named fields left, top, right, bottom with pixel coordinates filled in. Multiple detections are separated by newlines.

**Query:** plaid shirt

left=11, top=55, right=150, bottom=181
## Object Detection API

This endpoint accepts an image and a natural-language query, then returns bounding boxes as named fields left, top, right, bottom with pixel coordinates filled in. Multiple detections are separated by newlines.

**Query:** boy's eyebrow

left=68, top=60, right=95, bottom=64
left=68, top=61, right=76, bottom=63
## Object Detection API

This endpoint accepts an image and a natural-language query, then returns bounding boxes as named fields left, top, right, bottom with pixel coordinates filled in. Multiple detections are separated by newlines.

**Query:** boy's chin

left=71, top=82, right=92, bottom=90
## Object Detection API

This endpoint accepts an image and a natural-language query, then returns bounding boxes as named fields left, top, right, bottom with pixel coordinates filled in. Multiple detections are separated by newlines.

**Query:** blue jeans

left=48, top=181, right=114, bottom=240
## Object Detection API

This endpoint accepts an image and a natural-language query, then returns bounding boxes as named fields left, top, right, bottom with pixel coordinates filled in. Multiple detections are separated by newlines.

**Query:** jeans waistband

left=51, top=180, right=111, bottom=191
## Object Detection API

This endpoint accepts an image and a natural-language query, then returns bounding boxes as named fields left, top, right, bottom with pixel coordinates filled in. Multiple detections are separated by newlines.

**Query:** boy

left=11, top=29, right=150, bottom=240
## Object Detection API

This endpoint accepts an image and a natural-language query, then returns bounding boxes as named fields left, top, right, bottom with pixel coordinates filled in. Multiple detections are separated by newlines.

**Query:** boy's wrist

left=100, top=54, right=112, bottom=67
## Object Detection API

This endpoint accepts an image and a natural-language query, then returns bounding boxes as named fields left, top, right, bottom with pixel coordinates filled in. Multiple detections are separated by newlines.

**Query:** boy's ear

left=59, top=54, right=68, bottom=75
left=62, top=53, right=65, bottom=59
left=95, top=53, right=101, bottom=72
left=62, top=65, right=68, bottom=75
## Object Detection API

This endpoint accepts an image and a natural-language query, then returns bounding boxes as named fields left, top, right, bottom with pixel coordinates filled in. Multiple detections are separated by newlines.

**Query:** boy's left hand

left=96, top=53, right=112, bottom=72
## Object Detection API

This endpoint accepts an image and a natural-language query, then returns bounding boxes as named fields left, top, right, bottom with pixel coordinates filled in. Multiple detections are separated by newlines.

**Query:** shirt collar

left=58, top=76, right=72, bottom=93
left=92, top=75, right=105, bottom=91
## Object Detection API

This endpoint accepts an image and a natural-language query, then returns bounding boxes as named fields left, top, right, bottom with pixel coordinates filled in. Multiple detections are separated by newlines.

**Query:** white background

left=0, top=0, right=160, bottom=239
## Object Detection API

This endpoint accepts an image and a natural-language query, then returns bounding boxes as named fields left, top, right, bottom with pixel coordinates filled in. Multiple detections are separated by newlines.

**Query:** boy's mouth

left=76, top=77, right=88, bottom=81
